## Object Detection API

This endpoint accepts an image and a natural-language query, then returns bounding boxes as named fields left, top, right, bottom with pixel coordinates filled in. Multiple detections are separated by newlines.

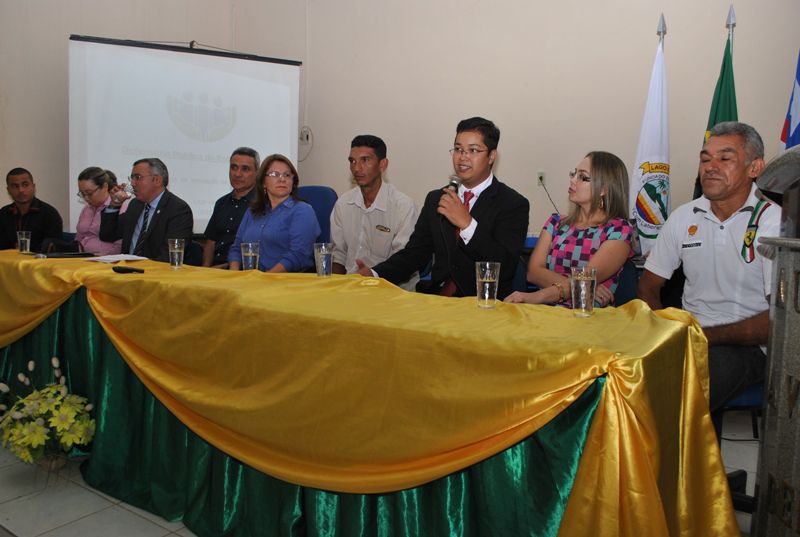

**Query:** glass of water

left=314, top=242, right=333, bottom=277
left=475, top=261, right=501, bottom=308
left=111, top=183, right=135, bottom=205
left=570, top=266, right=597, bottom=317
left=16, top=231, right=31, bottom=253
left=241, top=242, right=260, bottom=270
left=167, top=238, right=185, bottom=269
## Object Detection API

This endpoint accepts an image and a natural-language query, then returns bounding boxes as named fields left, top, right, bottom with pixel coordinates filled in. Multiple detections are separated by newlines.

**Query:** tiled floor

left=0, top=412, right=760, bottom=537
left=721, top=409, right=762, bottom=537
left=0, top=447, right=196, bottom=537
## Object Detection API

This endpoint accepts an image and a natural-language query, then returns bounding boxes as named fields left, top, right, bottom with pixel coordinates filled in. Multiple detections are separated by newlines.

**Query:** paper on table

left=89, top=254, right=149, bottom=263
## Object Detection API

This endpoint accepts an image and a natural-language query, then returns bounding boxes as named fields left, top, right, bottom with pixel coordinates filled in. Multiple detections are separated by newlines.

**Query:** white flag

left=631, top=40, right=670, bottom=256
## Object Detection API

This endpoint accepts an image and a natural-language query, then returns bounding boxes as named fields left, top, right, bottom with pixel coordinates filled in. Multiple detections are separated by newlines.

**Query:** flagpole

left=726, top=5, right=736, bottom=53
left=630, top=14, right=670, bottom=257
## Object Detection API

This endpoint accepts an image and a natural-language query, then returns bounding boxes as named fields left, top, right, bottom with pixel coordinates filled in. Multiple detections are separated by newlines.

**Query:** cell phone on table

left=112, top=266, right=145, bottom=274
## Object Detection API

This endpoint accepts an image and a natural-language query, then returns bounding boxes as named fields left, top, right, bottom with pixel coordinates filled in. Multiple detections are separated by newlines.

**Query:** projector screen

left=68, top=35, right=301, bottom=232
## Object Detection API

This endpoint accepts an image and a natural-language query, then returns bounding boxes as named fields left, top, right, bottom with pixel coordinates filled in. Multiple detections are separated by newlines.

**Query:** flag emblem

left=635, top=175, right=669, bottom=239
left=743, top=228, right=756, bottom=248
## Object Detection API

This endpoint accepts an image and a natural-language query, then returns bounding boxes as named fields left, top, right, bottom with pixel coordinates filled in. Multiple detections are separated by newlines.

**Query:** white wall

left=300, top=0, right=799, bottom=232
left=0, top=0, right=305, bottom=227
left=1, top=0, right=798, bottom=234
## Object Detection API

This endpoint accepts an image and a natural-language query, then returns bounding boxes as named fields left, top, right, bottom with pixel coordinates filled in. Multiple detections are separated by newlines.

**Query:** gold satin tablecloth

left=0, top=250, right=737, bottom=536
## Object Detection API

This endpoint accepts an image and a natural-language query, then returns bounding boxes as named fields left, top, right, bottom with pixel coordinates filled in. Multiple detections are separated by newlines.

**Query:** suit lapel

left=144, top=191, right=169, bottom=238
left=468, top=177, right=498, bottom=222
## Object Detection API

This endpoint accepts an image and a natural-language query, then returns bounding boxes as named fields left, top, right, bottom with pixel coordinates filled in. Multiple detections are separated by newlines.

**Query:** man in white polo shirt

left=638, top=122, right=780, bottom=422
left=331, top=134, right=418, bottom=290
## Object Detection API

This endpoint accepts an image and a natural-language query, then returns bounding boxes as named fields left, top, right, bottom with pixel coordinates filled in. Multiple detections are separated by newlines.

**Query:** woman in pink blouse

left=504, top=151, right=634, bottom=307
left=75, top=167, right=127, bottom=254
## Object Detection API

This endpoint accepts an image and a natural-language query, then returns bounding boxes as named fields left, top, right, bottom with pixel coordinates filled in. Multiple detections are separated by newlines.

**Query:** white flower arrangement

left=0, top=357, right=95, bottom=464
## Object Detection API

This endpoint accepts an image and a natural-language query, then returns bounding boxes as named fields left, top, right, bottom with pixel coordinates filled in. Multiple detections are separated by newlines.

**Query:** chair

left=512, top=255, right=531, bottom=292
left=721, top=382, right=764, bottom=440
left=718, top=382, right=764, bottom=513
left=512, top=236, right=538, bottom=293
left=184, top=240, right=204, bottom=266
left=43, top=232, right=79, bottom=253
left=613, top=260, right=640, bottom=306
left=298, top=185, right=338, bottom=243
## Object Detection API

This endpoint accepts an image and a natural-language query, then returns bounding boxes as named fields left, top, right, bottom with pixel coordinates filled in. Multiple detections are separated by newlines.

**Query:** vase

left=35, top=453, right=68, bottom=472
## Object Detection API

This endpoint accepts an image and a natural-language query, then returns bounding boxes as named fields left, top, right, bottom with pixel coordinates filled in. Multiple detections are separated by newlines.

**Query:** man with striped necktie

left=100, top=158, right=193, bottom=262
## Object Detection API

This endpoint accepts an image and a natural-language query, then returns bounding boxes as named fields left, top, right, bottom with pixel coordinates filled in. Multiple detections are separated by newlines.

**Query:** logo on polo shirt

left=687, top=224, right=698, bottom=236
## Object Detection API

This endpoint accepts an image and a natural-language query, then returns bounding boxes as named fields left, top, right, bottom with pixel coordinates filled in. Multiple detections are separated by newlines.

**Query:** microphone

left=447, top=176, right=461, bottom=191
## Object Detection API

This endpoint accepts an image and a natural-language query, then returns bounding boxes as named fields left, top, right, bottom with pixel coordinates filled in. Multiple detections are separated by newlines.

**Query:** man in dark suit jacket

left=100, top=158, right=193, bottom=262
left=357, top=117, right=529, bottom=299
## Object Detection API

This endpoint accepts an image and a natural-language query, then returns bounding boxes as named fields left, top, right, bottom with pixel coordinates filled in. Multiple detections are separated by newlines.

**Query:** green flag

left=694, top=37, right=738, bottom=198
left=706, top=37, right=738, bottom=139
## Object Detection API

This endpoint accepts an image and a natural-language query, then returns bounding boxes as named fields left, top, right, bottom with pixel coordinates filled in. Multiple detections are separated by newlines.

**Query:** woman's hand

left=503, top=290, right=549, bottom=304
left=595, top=284, right=613, bottom=307
left=503, top=291, right=529, bottom=304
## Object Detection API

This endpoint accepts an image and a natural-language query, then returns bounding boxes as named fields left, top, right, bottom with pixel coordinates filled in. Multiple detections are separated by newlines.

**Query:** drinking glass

left=167, top=238, right=185, bottom=269
left=570, top=266, right=597, bottom=317
left=241, top=242, right=260, bottom=270
left=475, top=261, right=501, bottom=308
left=16, top=231, right=31, bottom=253
left=314, top=242, right=333, bottom=277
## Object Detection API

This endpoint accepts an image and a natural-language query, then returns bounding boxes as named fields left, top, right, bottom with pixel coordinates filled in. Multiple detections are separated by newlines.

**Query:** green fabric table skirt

left=0, top=289, right=603, bottom=537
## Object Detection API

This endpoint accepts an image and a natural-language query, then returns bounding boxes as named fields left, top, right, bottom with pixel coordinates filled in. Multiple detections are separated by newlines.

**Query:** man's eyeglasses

left=450, top=147, right=488, bottom=157
left=76, top=185, right=102, bottom=202
left=128, top=174, right=155, bottom=182
left=267, top=171, right=293, bottom=179
left=569, top=169, right=592, bottom=183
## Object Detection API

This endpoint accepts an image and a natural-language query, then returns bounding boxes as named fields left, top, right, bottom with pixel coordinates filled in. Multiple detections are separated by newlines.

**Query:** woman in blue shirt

left=228, top=154, right=320, bottom=272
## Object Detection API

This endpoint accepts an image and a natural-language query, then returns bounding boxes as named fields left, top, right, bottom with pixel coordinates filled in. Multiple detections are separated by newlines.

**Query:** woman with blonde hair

left=505, top=151, right=634, bottom=306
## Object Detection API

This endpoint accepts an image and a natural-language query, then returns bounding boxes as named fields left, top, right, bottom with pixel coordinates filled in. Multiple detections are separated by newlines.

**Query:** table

left=0, top=250, right=737, bottom=536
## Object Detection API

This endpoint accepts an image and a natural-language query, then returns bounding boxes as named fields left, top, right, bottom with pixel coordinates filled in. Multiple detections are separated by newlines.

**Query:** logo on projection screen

left=166, top=92, right=236, bottom=142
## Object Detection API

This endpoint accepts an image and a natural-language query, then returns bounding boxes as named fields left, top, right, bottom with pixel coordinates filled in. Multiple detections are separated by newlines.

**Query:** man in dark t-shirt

left=202, top=147, right=260, bottom=266
left=0, top=167, right=63, bottom=252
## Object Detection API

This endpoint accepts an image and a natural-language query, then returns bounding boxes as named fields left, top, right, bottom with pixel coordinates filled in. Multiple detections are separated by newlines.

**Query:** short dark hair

left=6, top=167, right=33, bottom=184
left=133, top=158, right=169, bottom=187
left=708, top=121, right=764, bottom=163
left=350, top=135, right=387, bottom=160
left=77, top=167, right=118, bottom=188
left=456, top=117, right=500, bottom=151
left=231, top=147, right=261, bottom=169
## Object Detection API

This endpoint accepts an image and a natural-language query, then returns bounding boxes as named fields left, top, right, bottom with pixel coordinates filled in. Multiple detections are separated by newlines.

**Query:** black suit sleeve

left=373, top=190, right=438, bottom=284
left=461, top=189, right=529, bottom=292
left=99, top=210, right=124, bottom=243
left=151, top=196, right=194, bottom=262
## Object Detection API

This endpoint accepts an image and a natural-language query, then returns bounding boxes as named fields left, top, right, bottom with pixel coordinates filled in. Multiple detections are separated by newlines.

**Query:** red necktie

left=441, top=191, right=474, bottom=296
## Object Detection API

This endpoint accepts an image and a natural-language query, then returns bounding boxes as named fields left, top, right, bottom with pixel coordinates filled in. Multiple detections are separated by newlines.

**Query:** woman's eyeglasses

left=76, top=185, right=102, bottom=202
left=569, top=169, right=592, bottom=182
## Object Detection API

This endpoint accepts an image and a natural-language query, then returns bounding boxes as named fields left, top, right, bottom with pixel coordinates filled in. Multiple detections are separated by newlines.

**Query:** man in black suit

left=100, top=158, right=193, bottom=262
left=357, top=117, right=529, bottom=299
